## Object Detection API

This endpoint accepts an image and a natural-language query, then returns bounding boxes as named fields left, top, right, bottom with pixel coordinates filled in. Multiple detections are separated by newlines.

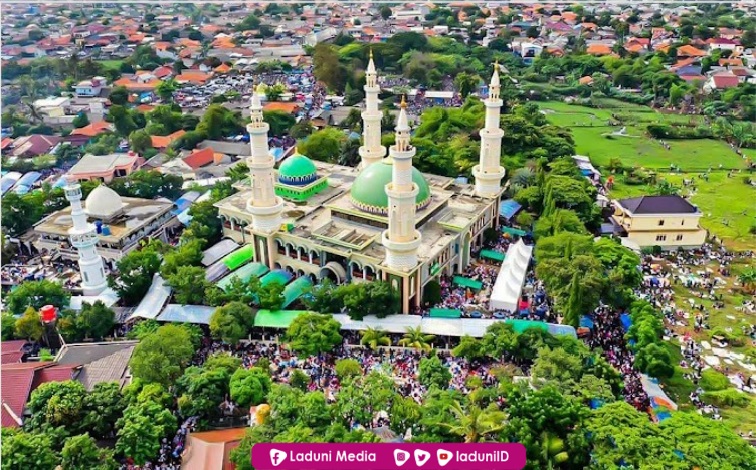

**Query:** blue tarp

left=499, top=199, right=523, bottom=219
left=620, top=313, right=632, bottom=332
left=53, top=177, right=68, bottom=189
left=580, top=315, right=595, bottom=329
left=156, top=304, right=215, bottom=325
left=13, top=172, right=41, bottom=193
left=271, top=147, right=284, bottom=162
left=172, top=191, right=201, bottom=215
left=0, top=172, right=22, bottom=194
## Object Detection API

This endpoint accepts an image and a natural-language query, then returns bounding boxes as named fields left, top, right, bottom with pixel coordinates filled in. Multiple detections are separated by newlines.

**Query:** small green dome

left=278, top=152, right=317, bottom=185
left=350, top=159, right=431, bottom=215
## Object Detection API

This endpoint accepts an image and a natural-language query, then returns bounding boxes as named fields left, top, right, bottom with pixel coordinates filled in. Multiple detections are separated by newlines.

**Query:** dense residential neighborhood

left=1, top=2, right=755, bottom=470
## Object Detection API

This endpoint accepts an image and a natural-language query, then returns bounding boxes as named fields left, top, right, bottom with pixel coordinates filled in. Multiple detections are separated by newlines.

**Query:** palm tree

left=338, top=137, right=361, bottom=167
left=443, top=395, right=507, bottom=443
left=738, top=268, right=756, bottom=294
left=360, top=327, right=390, bottom=350
left=540, top=432, right=569, bottom=469
left=398, top=326, right=435, bottom=352
left=511, top=167, right=535, bottom=187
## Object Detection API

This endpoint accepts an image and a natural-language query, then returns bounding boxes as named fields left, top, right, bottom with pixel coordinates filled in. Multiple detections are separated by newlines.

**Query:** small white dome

left=85, top=185, right=124, bottom=220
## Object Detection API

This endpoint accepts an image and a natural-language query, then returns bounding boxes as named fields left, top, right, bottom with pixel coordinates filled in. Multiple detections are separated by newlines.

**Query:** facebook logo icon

left=270, top=449, right=287, bottom=467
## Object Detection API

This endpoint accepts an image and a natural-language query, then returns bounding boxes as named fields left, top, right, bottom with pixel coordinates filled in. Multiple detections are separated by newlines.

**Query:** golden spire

left=400, top=94, right=407, bottom=109
left=494, top=59, right=499, bottom=70
left=294, top=145, right=298, bottom=154
left=369, top=48, right=374, bottom=59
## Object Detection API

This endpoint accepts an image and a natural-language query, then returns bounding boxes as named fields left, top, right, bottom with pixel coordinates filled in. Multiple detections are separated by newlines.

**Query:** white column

left=358, top=49, right=386, bottom=169
left=64, top=180, right=107, bottom=295
left=246, top=86, right=284, bottom=232
left=473, top=62, right=506, bottom=198
left=382, top=98, right=422, bottom=271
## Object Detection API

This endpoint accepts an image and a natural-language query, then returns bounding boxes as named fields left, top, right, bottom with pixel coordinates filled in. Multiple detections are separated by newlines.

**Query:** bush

left=335, top=358, right=362, bottom=379
left=701, top=389, right=750, bottom=408
left=700, top=369, right=729, bottom=392
left=647, top=124, right=713, bottom=140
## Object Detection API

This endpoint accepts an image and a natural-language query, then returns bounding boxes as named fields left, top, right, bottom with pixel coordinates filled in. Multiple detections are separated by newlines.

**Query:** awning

left=222, top=244, right=255, bottom=271
left=129, top=274, right=172, bottom=320
left=499, top=199, right=522, bottom=220
left=429, top=308, right=462, bottom=319
left=156, top=304, right=215, bottom=325
left=260, top=269, right=293, bottom=287
left=281, top=277, right=313, bottom=309
left=202, top=239, right=240, bottom=267
left=453, top=276, right=483, bottom=290
left=216, top=262, right=269, bottom=291
left=501, top=226, right=528, bottom=237
left=505, top=319, right=549, bottom=333
left=254, top=309, right=308, bottom=329
left=479, top=249, right=505, bottom=262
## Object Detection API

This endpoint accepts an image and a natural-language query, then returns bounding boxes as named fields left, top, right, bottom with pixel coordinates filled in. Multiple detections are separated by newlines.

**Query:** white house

left=74, top=76, right=107, bottom=97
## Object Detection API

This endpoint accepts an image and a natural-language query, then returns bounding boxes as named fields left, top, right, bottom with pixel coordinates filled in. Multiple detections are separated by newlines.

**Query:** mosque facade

left=215, top=60, right=506, bottom=313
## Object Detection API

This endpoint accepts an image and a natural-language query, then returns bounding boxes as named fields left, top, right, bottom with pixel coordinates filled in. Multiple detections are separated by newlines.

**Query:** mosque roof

left=350, top=158, right=431, bottom=214
left=278, top=152, right=317, bottom=179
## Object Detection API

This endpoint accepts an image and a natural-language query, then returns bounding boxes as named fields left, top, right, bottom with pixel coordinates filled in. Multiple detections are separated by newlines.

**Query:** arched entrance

left=318, top=261, right=347, bottom=284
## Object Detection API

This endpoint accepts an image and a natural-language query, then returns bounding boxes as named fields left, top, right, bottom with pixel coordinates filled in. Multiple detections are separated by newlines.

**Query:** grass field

left=540, top=100, right=755, bottom=249
left=98, top=59, right=124, bottom=70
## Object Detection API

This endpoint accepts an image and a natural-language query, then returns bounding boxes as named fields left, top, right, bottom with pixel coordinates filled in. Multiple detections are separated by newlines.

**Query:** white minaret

left=246, top=84, right=284, bottom=232
left=64, top=179, right=107, bottom=295
left=358, top=49, right=386, bottom=169
left=381, top=97, right=422, bottom=271
left=473, top=61, right=506, bottom=198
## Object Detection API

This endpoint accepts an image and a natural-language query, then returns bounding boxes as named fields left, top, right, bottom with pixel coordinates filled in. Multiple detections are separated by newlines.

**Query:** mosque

left=215, top=56, right=507, bottom=314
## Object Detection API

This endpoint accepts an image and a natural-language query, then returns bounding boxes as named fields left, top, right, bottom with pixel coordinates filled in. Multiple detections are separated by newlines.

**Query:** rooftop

left=617, top=195, right=699, bottom=215
left=68, top=153, right=138, bottom=176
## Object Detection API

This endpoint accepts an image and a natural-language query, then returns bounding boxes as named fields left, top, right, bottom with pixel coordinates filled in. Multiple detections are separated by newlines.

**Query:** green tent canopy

left=501, top=226, right=528, bottom=237
left=429, top=308, right=462, bottom=319
left=505, top=319, right=549, bottom=333
left=479, top=249, right=505, bottom=262
left=281, top=277, right=313, bottom=309
left=260, top=269, right=294, bottom=287
left=222, top=244, right=255, bottom=271
left=254, top=310, right=309, bottom=329
left=216, top=262, right=269, bottom=291
left=453, top=276, right=483, bottom=290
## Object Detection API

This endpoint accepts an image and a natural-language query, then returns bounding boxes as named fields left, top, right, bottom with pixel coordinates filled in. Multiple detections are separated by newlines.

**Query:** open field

left=540, top=100, right=755, bottom=249
left=97, top=59, right=124, bottom=70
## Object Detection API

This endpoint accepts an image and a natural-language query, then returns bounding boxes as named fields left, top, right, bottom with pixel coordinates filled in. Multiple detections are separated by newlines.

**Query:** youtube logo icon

left=436, top=449, right=453, bottom=467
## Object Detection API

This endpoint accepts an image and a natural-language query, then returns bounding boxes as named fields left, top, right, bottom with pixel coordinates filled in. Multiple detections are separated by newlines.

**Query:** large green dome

left=278, top=152, right=317, bottom=186
left=350, top=159, right=431, bottom=215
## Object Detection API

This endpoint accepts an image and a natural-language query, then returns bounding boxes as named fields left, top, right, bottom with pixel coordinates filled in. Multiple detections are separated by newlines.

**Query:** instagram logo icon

left=393, top=449, right=410, bottom=467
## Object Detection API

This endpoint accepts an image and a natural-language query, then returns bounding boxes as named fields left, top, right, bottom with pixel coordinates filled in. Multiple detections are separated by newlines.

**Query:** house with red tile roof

left=704, top=73, right=740, bottom=93
left=586, top=43, right=613, bottom=56
left=182, top=147, right=216, bottom=170
left=677, top=45, right=707, bottom=58
left=1, top=362, right=78, bottom=428
left=69, top=121, right=114, bottom=138
left=113, top=74, right=161, bottom=92
left=151, top=130, right=186, bottom=150
left=708, top=37, right=743, bottom=53
left=263, top=102, right=300, bottom=114
left=152, top=65, right=174, bottom=79
left=719, top=58, right=745, bottom=67
left=175, top=71, right=212, bottom=85
left=1, top=137, right=15, bottom=152
left=1, top=341, right=27, bottom=365
left=9, top=134, right=62, bottom=158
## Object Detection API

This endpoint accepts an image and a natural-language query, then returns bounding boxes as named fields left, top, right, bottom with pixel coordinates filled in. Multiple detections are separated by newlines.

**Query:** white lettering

left=336, top=451, right=377, bottom=462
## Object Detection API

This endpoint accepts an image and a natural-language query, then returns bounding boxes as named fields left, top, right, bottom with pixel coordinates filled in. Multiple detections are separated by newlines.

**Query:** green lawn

left=98, top=59, right=124, bottom=70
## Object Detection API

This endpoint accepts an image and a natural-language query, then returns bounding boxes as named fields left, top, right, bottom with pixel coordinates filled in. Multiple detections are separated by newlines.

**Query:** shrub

left=701, top=389, right=750, bottom=408
left=700, top=369, right=729, bottom=392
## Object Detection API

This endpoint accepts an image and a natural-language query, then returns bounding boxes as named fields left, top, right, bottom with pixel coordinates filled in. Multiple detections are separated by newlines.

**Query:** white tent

left=129, top=274, right=172, bottom=320
left=489, top=240, right=533, bottom=312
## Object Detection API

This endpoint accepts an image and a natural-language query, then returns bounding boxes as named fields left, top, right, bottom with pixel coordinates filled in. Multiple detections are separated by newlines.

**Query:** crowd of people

left=1, top=254, right=91, bottom=289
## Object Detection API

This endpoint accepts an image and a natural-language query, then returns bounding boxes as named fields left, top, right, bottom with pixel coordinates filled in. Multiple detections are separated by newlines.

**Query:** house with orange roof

left=719, top=58, right=745, bottom=67
left=677, top=45, right=707, bottom=58
left=178, top=38, right=202, bottom=48
left=578, top=76, right=594, bottom=86
left=214, top=63, right=232, bottom=74
left=586, top=43, right=613, bottom=56
left=136, top=104, right=155, bottom=113
left=152, top=65, right=174, bottom=79
left=263, top=102, right=300, bottom=115
left=69, top=121, right=114, bottom=138
left=175, top=71, right=212, bottom=85
left=151, top=130, right=186, bottom=150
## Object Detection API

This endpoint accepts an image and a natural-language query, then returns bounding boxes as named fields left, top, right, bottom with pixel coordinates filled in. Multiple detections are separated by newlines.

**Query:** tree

left=313, top=43, right=347, bottom=92
left=359, top=327, right=390, bottom=350
left=176, top=365, right=231, bottom=418
left=116, top=401, right=178, bottom=466
left=14, top=307, right=43, bottom=341
left=285, top=313, right=342, bottom=356
left=418, top=355, right=452, bottom=389
left=738, top=267, right=756, bottom=294
left=263, top=110, right=296, bottom=136
left=454, top=72, right=481, bottom=98
left=0, top=429, right=59, bottom=470
left=209, top=301, right=255, bottom=344
left=155, top=78, right=177, bottom=103
left=297, top=127, right=346, bottom=163
left=1, top=312, right=16, bottom=340
left=5, top=279, right=70, bottom=315
left=196, top=104, right=242, bottom=140
left=128, top=129, right=153, bottom=155
left=61, top=433, right=116, bottom=470
left=182, top=200, right=225, bottom=248
left=26, top=380, right=88, bottom=433
left=236, top=13, right=261, bottom=31
left=77, top=300, right=115, bottom=340
left=334, top=372, right=398, bottom=426
left=533, top=209, right=586, bottom=239
left=399, top=326, right=435, bottom=352
left=531, top=346, right=584, bottom=388
left=108, top=86, right=129, bottom=105
left=160, top=239, right=203, bottom=277
left=84, top=382, right=126, bottom=439
left=452, top=335, right=486, bottom=361
left=526, top=25, right=540, bottom=38
left=108, top=247, right=161, bottom=306
left=166, top=266, right=208, bottom=305
left=258, top=281, right=285, bottom=310
left=129, top=324, right=195, bottom=386
left=72, top=112, right=90, bottom=128
left=230, top=367, right=272, bottom=408
left=380, top=5, right=392, bottom=20
left=290, top=120, right=314, bottom=139
left=335, top=358, right=362, bottom=379
left=443, top=396, right=507, bottom=443
left=634, top=342, right=674, bottom=378
left=422, top=279, right=442, bottom=305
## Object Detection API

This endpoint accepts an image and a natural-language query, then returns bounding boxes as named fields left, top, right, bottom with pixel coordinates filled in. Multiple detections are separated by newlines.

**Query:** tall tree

left=129, top=324, right=195, bottom=386
left=285, top=313, right=342, bottom=356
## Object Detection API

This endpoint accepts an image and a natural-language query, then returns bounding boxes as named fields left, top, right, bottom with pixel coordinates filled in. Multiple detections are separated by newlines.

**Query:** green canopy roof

left=501, top=226, right=528, bottom=237
left=429, top=308, right=462, bottom=319
left=505, top=319, right=549, bottom=333
left=453, top=276, right=483, bottom=290
left=350, top=159, right=431, bottom=213
left=260, top=270, right=293, bottom=287
left=216, top=262, right=269, bottom=291
left=223, top=244, right=255, bottom=271
left=480, top=249, right=505, bottom=262
left=281, top=277, right=313, bottom=309
left=254, top=309, right=308, bottom=329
